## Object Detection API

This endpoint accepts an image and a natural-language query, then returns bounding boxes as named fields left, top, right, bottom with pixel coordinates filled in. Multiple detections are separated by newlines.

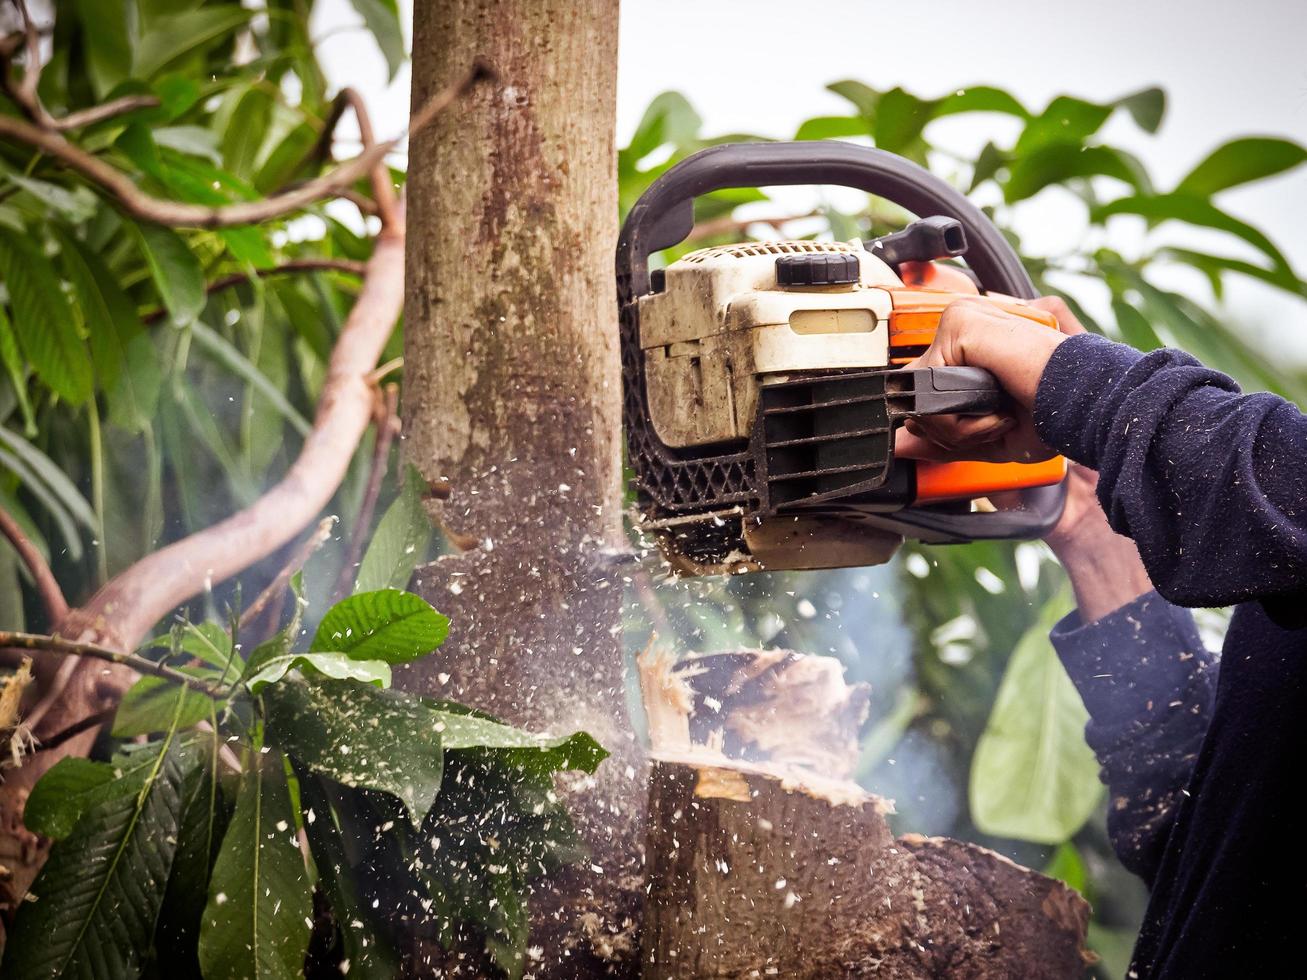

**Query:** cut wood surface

left=639, top=646, right=1092, bottom=979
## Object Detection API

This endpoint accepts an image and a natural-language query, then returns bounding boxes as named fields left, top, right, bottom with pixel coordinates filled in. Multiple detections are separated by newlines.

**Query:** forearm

left=1049, top=519, right=1153, bottom=624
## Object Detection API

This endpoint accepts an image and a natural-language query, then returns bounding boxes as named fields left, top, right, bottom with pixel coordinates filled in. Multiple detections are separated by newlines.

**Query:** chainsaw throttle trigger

left=886, top=367, right=1003, bottom=419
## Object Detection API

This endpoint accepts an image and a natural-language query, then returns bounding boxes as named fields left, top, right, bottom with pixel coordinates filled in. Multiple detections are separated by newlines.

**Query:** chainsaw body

left=616, top=142, right=1067, bottom=575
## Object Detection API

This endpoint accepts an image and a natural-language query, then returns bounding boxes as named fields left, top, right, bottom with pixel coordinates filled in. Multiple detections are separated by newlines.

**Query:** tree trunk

left=401, top=1, right=639, bottom=976
left=638, top=647, right=1092, bottom=978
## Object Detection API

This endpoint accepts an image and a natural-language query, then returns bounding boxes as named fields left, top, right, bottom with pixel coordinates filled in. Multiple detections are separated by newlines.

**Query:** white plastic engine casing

left=638, top=241, right=900, bottom=449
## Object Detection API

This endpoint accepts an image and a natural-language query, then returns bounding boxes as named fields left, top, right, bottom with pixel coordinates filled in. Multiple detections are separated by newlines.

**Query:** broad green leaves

left=4, top=741, right=192, bottom=979
left=0, top=230, right=93, bottom=405
left=244, top=650, right=392, bottom=692
left=265, top=677, right=446, bottom=827
left=969, top=593, right=1102, bottom=844
left=310, top=589, right=449, bottom=663
left=355, top=465, right=435, bottom=593
left=198, top=749, right=312, bottom=980
left=1177, top=136, right=1307, bottom=196
left=131, top=222, right=206, bottom=326
left=113, top=676, right=215, bottom=737
left=348, top=0, right=407, bottom=81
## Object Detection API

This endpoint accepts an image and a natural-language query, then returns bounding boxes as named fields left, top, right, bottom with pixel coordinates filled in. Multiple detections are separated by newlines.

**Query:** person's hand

left=895, top=296, right=1084, bottom=463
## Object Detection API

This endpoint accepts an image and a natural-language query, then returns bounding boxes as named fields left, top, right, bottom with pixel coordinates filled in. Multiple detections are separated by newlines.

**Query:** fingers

left=895, top=413, right=1015, bottom=462
left=1028, top=295, right=1087, bottom=337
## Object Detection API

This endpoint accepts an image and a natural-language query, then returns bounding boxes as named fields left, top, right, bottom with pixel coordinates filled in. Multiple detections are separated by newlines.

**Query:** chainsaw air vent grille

left=680, top=240, right=857, bottom=264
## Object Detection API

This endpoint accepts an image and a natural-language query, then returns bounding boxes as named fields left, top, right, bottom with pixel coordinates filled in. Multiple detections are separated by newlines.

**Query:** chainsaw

left=616, top=141, right=1067, bottom=576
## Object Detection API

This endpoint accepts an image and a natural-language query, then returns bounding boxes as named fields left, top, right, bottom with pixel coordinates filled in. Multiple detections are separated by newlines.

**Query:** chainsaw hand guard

left=615, top=141, right=1066, bottom=575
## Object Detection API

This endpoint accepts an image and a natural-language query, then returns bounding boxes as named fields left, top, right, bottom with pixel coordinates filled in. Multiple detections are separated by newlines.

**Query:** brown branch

left=141, top=258, right=366, bottom=324
left=331, top=384, right=400, bottom=602
left=81, top=201, right=407, bottom=649
left=307, top=88, right=401, bottom=230
left=238, top=515, right=336, bottom=631
left=0, top=631, right=223, bottom=697
left=0, top=62, right=490, bottom=229
left=53, top=95, right=161, bottom=131
left=0, top=501, right=67, bottom=625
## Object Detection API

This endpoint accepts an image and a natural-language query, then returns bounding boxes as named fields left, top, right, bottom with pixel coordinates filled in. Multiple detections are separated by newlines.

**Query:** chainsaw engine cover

left=616, top=142, right=1067, bottom=576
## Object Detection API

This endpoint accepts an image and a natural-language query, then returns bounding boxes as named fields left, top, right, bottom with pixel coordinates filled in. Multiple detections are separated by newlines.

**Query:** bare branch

left=239, top=515, right=336, bottom=631
left=307, top=88, right=401, bottom=230
left=686, top=210, right=823, bottom=245
left=141, top=257, right=367, bottom=325
left=0, top=62, right=489, bottom=229
left=0, top=630, right=223, bottom=698
left=0, top=501, right=68, bottom=625
left=53, top=95, right=161, bottom=131
left=332, top=384, right=400, bottom=602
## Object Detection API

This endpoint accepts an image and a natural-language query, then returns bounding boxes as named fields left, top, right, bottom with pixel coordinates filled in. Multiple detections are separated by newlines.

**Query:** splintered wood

left=638, top=643, right=1091, bottom=979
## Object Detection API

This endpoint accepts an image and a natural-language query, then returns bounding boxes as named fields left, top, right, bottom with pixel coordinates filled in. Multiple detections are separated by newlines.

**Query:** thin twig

left=0, top=631, right=223, bottom=697
left=238, top=516, right=336, bottom=631
left=54, top=95, right=161, bottom=131
left=0, top=502, right=68, bottom=624
left=307, top=88, right=400, bottom=230
left=332, top=384, right=399, bottom=602
left=0, top=62, right=491, bottom=229
left=141, top=257, right=366, bottom=324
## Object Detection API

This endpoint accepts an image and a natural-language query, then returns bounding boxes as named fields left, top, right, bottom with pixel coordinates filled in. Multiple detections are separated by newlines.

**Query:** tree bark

left=401, top=1, right=638, bottom=976
left=639, top=648, right=1092, bottom=979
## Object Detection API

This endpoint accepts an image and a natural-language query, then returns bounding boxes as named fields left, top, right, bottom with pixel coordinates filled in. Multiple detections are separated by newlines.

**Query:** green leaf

left=355, top=465, right=432, bottom=593
left=1119, top=86, right=1166, bottom=133
left=198, top=749, right=313, bottom=980
left=934, top=85, right=1029, bottom=121
left=793, top=115, right=867, bottom=141
left=221, top=87, right=274, bottom=176
left=0, top=229, right=94, bottom=405
left=3, top=175, right=99, bottom=223
left=255, top=121, right=319, bottom=194
left=1042, top=841, right=1089, bottom=895
left=190, top=321, right=311, bottom=435
left=311, top=589, right=448, bottom=663
left=265, top=677, right=444, bottom=828
left=22, top=758, right=117, bottom=840
left=70, top=0, right=133, bottom=98
left=134, top=6, right=254, bottom=79
left=826, top=79, right=880, bottom=118
left=1111, top=297, right=1165, bottom=352
left=0, top=304, right=35, bottom=434
left=623, top=91, right=702, bottom=164
left=1176, top=136, right=1307, bottom=196
left=347, top=0, right=406, bottom=80
left=1094, top=192, right=1294, bottom=274
left=872, top=87, right=933, bottom=155
left=57, top=231, right=161, bottom=432
left=0, top=425, right=98, bottom=532
left=969, top=591, right=1102, bottom=844
left=423, top=699, right=607, bottom=773
left=112, top=675, right=215, bottom=737
left=296, top=775, right=400, bottom=978
left=155, top=734, right=230, bottom=976
left=244, top=651, right=392, bottom=693
left=4, top=740, right=191, bottom=978
left=155, top=124, right=223, bottom=164
left=1004, top=144, right=1150, bottom=203
left=1159, top=246, right=1307, bottom=300
left=131, top=222, right=206, bottom=326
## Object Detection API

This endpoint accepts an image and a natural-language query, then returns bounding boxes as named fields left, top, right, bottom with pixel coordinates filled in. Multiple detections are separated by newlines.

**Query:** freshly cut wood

left=639, top=646, right=1091, bottom=979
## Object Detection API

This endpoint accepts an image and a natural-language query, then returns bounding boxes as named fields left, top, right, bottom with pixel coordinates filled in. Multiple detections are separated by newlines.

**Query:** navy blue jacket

left=1034, top=333, right=1307, bottom=978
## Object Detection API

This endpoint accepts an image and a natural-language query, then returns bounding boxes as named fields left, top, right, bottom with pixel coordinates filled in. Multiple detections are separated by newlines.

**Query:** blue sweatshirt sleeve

left=1050, top=591, right=1216, bottom=885
left=1034, top=333, right=1307, bottom=623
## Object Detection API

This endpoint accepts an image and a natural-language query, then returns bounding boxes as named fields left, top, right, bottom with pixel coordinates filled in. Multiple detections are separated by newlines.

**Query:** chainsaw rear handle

left=615, top=140, right=1065, bottom=542
left=888, top=366, right=1003, bottom=419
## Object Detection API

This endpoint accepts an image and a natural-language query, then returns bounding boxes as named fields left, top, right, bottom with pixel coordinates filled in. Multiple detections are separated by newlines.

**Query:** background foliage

left=2, top=1, right=1306, bottom=977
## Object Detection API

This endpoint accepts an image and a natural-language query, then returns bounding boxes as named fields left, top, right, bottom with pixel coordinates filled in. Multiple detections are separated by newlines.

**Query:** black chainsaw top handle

left=616, top=140, right=1037, bottom=303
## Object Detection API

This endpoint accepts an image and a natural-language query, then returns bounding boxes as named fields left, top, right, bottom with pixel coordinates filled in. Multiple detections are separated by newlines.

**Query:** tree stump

left=638, top=647, right=1092, bottom=979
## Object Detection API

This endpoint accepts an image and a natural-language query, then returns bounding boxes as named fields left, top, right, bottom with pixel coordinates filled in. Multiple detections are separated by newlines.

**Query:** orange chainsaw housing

left=888, top=267, right=1067, bottom=503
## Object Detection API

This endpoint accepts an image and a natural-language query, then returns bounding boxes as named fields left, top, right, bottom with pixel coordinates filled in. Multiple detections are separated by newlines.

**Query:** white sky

left=315, top=0, right=1307, bottom=362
